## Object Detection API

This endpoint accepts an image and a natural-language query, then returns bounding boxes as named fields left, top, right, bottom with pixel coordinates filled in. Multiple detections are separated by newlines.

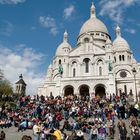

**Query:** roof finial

left=19, top=74, right=23, bottom=79
left=116, top=24, right=121, bottom=37
left=63, top=30, right=68, bottom=42
left=90, top=1, right=96, bottom=18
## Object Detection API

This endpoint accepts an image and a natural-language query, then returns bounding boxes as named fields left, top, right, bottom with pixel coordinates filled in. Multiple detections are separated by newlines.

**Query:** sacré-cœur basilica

left=38, top=2, right=140, bottom=101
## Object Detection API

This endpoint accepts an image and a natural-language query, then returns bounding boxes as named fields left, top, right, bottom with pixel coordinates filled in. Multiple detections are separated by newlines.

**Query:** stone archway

left=95, top=84, right=106, bottom=98
left=79, top=85, right=89, bottom=96
left=64, top=85, right=74, bottom=96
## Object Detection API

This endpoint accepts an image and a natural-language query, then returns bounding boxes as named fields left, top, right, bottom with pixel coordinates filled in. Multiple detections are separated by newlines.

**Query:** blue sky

left=0, top=0, right=140, bottom=95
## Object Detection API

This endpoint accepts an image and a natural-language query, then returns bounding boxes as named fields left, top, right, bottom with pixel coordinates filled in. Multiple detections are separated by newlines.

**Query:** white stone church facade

left=38, top=3, right=140, bottom=100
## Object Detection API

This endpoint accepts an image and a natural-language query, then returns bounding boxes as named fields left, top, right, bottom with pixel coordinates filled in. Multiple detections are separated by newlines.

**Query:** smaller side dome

left=113, top=25, right=130, bottom=50
left=56, top=31, right=72, bottom=56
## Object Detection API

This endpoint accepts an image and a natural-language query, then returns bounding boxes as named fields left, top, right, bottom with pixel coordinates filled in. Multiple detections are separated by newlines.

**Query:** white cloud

left=0, top=44, right=46, bottom=95
left=0, top=20, right=14, bottom=36
left=125, top=28, right=136, bottom=34
left=39, top=16, right=58, bottom=35
left=99, top=0, right=140, bottom=24
left=39, top=16, right=55, bottom=28
left=50, top=27, right=58, bottom=36
left=0, top=0, right=26, bottom=4
left=64, top=5, right=75, bottom=19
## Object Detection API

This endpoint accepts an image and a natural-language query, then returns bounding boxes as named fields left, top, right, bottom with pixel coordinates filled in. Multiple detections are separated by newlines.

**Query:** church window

left=19, top=85, right=21, bottom=91
left=84, top=38, right=89, bottom=43
left=85, top=60, right=89, bottom=73
left=73, top=68, right=76, bottom=77
left=109, top=56, right=110, bottom=59
left=122, top=55, right=125, bottom=61
left=84, top=58, right=90, bottom=73
left=120, top=71, right=127, bottom=78
left=96, top=33, right=99, bottom=36
left=119, top=55, right=121, bottom=61
left=114, top=57, right=116, bottom=62
left=127, top=56, right=129, bottom=61
left=124, top=85, right=127, bottom=95
left=72, top=61, right=76, bottom=65
left=119, top=89, right=122, bottom=96
left=101, top=33, right=104, bottom=37
left=17, top=85, right=19, bottom=91
left=92, top=10, right=95, bottom=15
left=99, top=67, right=102, bottom=76
left=64, top=59, right=65, bottom=62
left=97, top=59, right=103, bottom=65
left=59, top=59, right=61, bottom=64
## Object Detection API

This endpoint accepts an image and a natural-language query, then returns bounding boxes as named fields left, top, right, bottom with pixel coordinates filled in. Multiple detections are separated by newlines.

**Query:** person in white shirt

left=33, top=121, right=41, bottom=140
left=89, top=126, right=98, bottom=140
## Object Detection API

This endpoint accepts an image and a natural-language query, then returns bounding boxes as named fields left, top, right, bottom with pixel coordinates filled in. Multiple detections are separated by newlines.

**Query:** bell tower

left=15, top=74, right=27, bottom=96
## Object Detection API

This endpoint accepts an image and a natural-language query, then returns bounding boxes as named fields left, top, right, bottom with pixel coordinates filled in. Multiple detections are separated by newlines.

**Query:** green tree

left=0, top=80, right=13, bottom=96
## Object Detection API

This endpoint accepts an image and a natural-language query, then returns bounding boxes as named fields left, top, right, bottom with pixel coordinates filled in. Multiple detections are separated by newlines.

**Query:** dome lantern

left=90, top=1, right=96, bottom=18
left=116, top=25, right=121, bottom=37
left=63, top=30, right=68, bottom=42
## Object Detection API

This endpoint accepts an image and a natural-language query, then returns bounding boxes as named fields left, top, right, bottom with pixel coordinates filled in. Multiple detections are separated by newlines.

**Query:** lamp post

left=132, top=67, right=138, bottom=102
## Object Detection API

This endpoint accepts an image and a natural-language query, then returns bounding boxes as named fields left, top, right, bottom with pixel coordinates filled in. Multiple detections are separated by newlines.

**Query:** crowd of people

left=0, top=93, right=140, bottom=140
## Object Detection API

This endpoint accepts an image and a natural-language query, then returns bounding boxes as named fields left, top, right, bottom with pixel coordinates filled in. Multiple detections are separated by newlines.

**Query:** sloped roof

left=16, top=79, right=26, bottom=85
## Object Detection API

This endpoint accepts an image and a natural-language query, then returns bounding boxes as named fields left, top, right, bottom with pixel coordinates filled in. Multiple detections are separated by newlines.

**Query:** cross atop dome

left=90, top=1, right=96, bottom=18
left=63, top=30, right=68, bottom=42
left=116, top=25, right=121, bottom=37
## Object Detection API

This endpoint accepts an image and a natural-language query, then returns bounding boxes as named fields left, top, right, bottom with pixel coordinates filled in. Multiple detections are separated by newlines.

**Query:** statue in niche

left=58, top=64, right=63, bottom=75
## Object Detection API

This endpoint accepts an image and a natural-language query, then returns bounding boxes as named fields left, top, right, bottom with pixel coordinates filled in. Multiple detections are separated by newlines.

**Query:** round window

left=120, top=71, right=127, bottom=78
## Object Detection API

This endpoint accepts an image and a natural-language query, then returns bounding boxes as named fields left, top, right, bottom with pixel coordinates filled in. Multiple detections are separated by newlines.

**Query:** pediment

left=69, top=43, right=105, bottom=56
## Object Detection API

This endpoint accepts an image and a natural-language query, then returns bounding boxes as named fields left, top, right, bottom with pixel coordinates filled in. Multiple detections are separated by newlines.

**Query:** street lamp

left=132, top=67, right=138, bottom=102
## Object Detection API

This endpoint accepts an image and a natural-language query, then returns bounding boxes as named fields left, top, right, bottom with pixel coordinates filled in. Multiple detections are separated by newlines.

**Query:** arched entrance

left=79, top=85, right=89, bottom=97
left=64, top=85, right=74, bottom=96
left=95, top=84, right=106, bottom=98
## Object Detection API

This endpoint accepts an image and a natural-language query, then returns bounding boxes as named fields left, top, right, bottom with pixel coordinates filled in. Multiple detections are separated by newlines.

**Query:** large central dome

left=79, top=2, right=109, bottom=36
left=80, top=18, right=109, bottom=35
